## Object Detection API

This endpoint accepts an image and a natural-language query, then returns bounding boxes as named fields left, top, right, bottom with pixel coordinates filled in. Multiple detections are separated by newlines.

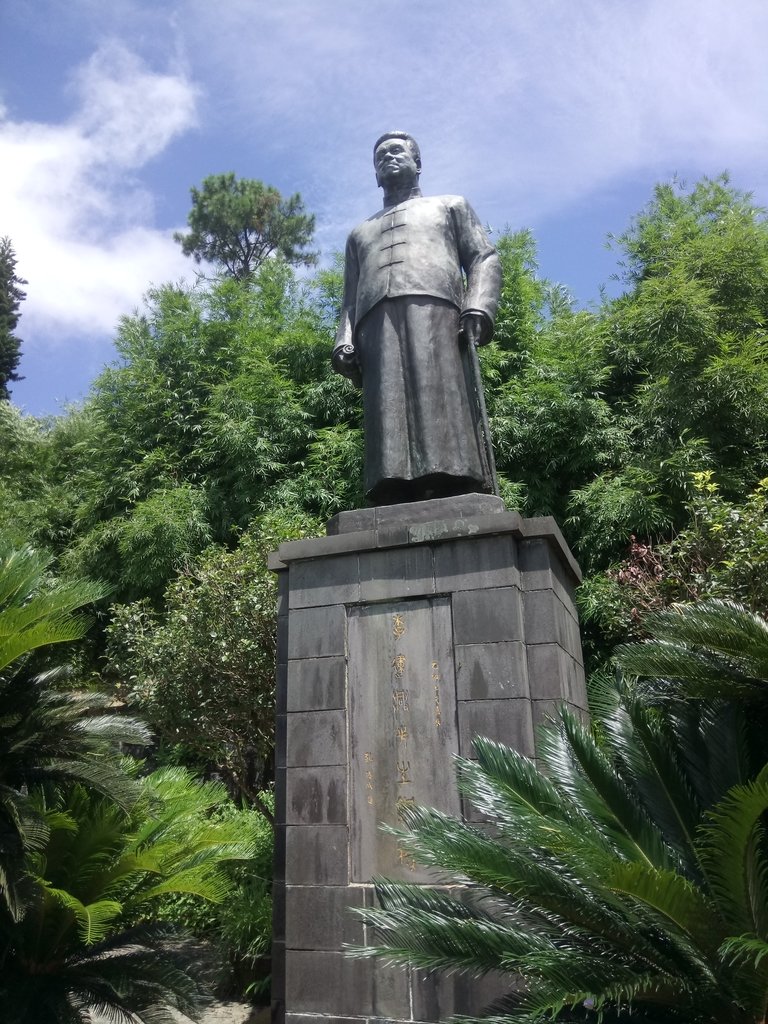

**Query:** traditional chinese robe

left=333, top=192, right=501, bottom=503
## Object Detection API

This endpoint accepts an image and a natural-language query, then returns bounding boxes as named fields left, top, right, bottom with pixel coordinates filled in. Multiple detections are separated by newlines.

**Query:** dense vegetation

left=1, top=172, right=767, bottom=1020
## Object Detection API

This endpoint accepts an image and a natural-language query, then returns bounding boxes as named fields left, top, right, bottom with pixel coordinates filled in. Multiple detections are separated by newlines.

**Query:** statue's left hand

left=459, top=312, right=491, bottom=348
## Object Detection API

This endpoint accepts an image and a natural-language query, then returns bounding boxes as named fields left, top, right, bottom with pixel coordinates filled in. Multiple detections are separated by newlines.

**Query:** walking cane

left=460, top=325, right=500, bottom=498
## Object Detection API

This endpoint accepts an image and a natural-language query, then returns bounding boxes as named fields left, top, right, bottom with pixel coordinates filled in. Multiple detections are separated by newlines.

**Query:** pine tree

left=0, top=237, right=26, bottom=400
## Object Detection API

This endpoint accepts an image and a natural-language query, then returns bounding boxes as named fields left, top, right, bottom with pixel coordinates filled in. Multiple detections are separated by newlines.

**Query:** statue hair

left=373, top=131, right=421, bottom=169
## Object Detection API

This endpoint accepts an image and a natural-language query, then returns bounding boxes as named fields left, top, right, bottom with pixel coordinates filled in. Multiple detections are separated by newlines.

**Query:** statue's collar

left=382, top=186, right=422, bottom=209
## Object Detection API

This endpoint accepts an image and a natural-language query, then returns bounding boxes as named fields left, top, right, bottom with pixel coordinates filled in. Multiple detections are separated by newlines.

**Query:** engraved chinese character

left=431, top=660, right=440, bottom=681
left=396, top=725, right=408, bottom=742
left=392, top=653, right=406, bottom=678
left=398, top=846, right=417, bottom=870
left=367, top=795, right=374, bottom=805
left=392, top=689, right=410, bottom=712
left=396, top=760, right=412, bottom=785
left=435, top=714, right=442, bottom=729
left=364, top=751, right=373, bottom=763
left=392, top=613, right=406, bottom=639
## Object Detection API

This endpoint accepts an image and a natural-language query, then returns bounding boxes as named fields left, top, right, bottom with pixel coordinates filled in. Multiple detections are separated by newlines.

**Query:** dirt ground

left=174, top=1002, right=269, bottom=1024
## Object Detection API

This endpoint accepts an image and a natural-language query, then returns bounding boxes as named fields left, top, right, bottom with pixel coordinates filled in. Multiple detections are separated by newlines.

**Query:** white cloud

left=0, top=42, right=198, bottom=338
left=180, top=0, right=768, bottom=230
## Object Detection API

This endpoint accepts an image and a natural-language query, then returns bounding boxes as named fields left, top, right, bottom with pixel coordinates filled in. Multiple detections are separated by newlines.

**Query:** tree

left=0, top=237, right=26, bottom=399
left=105, top=523, right=315, bottom=811
left=577, top=474, right=768, bottom=667
left=0, top=535, right=150, bottom=920
left=0, top=768, right=259, bottom=1023
left=354, top=681, right=768, bottom=1024
left=174, top=173, right=317, bottom=280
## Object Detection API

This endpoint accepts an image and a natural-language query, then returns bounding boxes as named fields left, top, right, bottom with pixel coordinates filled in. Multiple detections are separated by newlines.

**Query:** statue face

left=374, top=137, right=420, bottom=189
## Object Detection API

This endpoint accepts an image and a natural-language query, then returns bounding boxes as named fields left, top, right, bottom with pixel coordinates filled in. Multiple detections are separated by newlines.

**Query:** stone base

left=271, top=498, right=586, bottom=1024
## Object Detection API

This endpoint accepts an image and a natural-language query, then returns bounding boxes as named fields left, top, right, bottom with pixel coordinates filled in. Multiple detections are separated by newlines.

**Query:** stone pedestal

left=270, top=496, right=586, bottom=1024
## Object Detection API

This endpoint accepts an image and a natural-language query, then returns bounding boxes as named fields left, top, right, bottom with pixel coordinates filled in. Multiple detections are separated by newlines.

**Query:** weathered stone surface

left=455, top=642, right=529, bottom=700
left=274, top=505, right=586, bottom=1024
left=434, top=534, right=520, bottom=592
left=288, top=554, right=360, bottom=609
left=327, top=492, right=505, bottom=535
left=458, top=698, right=535, bottom=759
left=275, top=715, right=287, bottom=769
left=411, top=968, right=512, bottom=1021
left=285, top=826, right=349, bottom=885
left=287, top=605, right=346, bottom=659
left=526, top=643, right=571, bottom=701
left=287, top=657, right=346, bottom=712
left=285, top=950, right=410, bottom=1017
left=285, top=885, right=367, bottom=950
left=359, top=545, right=435, bottom=601
left=452, top=586, right=523, bottom=645
left=286, top=710, right=346, bottom=767
left=286, top=766, right=347, bottom=825
left=519, top=536, right=579, bottom=601
left=347, top=597, right=461, bottom=883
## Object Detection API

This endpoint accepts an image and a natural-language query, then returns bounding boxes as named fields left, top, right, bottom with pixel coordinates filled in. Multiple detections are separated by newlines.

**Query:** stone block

left=458, top=698, right=535, bottom=759
left=274, top=767, right=287, bottom=825
left=279, top=530, right=377, bottom=561
left=272, top=878, right=286, bottom=942
left=455, top=642, right=529, bottom=700
left=287, top=766, right=347, bottom=825
left=285, top=825, right=349, bottom=885
left=452, top=587, right=523, bottom=645
left=285, top=885, right=366, bottom=950
left=287, top=710, right=346, bottom=767
left=326, top=506, right=376, bottom=535
left=288, top=605, right=346, bottom=659
left=287, top=1017, right=362, bottom=1024
left=412, top=969, right=511, bottom=1021
left=359, top=545, right=435, bottom=601
left=526, top=643, right=570, bottom=701
left=273, top=819, right=286, bottom=881
left=519, top=537, right=578, bottom=604
left=277, top=613, right=289, bottom=664
left=523, top=588, right=573, bottom=647
left=288, top=554, right=360, bottom=609
left=328, top=492, right=505, bottom=536
left=285, top=951, right=411, bottom=1017
left=276, top=660, right=288, bottom=715
left=434, top=534, right=520, bottom=593
left=285, top=950, right=345, bottom=1014
left=272, top=940, right=286, bottom=1024
left=287, top=656, right=346, bottom=712
left=275, top=715, right=287, bottom=769
left=343, top=954, right=411, bottom=1017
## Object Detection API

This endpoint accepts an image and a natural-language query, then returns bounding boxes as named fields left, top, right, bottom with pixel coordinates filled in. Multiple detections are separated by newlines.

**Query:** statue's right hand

left=332, top=344, right=362, bottom=385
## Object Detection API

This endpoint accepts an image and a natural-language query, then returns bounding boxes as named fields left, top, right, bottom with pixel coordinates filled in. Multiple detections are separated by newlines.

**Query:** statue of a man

left=332, top=131, right=502, bottom=506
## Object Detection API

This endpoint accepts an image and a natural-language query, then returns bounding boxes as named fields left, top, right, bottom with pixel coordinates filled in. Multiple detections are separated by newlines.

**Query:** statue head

left=373, top=131, right=421, bottom=190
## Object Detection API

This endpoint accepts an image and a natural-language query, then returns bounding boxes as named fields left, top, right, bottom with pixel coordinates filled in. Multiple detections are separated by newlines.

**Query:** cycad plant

left=0, top=768, right=258, bottom=1022
left=0, top=536, right=150, bottom=920
left=353, top=673, right=768, bottom=1023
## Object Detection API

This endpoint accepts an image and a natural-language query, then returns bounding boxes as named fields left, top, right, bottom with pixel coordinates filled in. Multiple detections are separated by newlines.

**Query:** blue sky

left=2, top=0, right=767, bottom=416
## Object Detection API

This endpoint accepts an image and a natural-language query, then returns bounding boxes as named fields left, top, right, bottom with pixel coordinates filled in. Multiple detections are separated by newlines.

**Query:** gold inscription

left=396, top=725, right=408, bottom=742
left=392, top=613, right=406, bottom=639
left=392, top=653, right=406, bottom=678
left=392, top=689, right=410, bottom=712
left=397, top=846, right=417, bottom=870
left=396, top=760, right=412, bottom=785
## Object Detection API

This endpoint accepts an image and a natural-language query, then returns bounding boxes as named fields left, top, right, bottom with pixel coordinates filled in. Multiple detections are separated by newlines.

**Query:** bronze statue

left=332, top=131, right=502, bottom=505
